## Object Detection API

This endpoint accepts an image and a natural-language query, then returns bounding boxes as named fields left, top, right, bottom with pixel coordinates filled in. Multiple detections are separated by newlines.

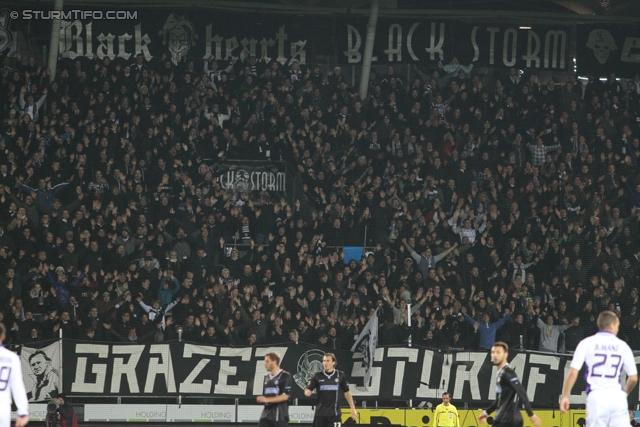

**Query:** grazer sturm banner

left=60, top=340, right=640, bottom=408
left=577, top=25, right=640, bottom=77
left=341, top=19, right=569, bottom=69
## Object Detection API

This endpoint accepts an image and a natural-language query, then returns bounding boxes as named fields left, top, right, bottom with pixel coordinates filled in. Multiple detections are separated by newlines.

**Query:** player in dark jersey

left=478, top=342, right=542, bottom=427
left=304, top=353, right=358, bottom=427
left=257, top=352, right=292, bottom=427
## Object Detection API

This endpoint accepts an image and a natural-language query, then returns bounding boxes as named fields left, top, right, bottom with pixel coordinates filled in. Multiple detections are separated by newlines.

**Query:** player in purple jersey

left=561, top=311, right=638, bottom=427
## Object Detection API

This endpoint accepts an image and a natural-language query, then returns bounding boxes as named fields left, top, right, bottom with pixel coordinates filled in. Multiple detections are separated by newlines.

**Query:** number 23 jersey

left=570, top=330, right=637, bottom=393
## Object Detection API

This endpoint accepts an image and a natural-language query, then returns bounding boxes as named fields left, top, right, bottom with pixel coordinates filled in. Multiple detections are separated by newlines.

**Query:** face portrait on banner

left=21, top=344, right=61, bottom=402
left=586, top=29, right=617, bottom=64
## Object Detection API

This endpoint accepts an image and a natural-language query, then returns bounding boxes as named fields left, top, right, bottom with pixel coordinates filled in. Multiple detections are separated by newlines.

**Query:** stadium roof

left=7, top=0, right=640, bottom=23
left=312, top=0, right=640, bottom=18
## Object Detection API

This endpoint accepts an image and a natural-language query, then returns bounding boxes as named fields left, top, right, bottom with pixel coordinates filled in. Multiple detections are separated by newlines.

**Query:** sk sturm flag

left=350, top=307, right=379, bottom=390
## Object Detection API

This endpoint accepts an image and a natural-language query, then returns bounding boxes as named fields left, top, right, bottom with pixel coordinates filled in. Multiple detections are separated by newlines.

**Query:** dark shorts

left=313, top=414, right=342, bottom=427
left=493, top=421, right=523, bottom=427
left=258, top=419, right=289, bottom=427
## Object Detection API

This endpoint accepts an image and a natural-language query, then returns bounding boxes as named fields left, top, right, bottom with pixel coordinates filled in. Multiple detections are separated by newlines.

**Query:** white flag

left=350, top=307, right=379, bottom=390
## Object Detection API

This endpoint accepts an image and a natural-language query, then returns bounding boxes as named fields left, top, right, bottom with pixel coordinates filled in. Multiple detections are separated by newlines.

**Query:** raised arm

left=138, top=299, right=152, bottom=313
left=495, top=313, right=511, bottom=328
left=412, top=65, right=430, bottom=82
left=164, top=300, right=179, bottom=314
left=402, top=238, right=422, bottom=263
left=464, top=314, right=477, bottom=326
left=412, top=295, right=428, bottom=313
left=433, top=242, right=459, bottom=263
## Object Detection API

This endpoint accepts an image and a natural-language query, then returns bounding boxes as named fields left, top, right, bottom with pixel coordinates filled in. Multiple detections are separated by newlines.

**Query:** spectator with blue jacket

left=157, top=271, right=180, bottom=306
left=46, top=265, right=85, bottom=306
left=465, top=312, right=511, bottom=350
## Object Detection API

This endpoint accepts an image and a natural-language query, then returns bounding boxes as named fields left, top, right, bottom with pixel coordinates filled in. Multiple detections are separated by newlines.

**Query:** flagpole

left=407, top=303, right=412, bottom=347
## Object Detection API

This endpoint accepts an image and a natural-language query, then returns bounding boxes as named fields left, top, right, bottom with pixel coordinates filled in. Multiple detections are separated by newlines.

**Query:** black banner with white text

left=1, top=8, right=570, bottom=71
left=1, top=8, right=321, bottom=66
left=339, top=20, right=569, bottom=69
left=17, top=8, right=640, bottom=74
left=60, top=341, right=640, bottom=407
left=216, top=161, right=290, bottom=199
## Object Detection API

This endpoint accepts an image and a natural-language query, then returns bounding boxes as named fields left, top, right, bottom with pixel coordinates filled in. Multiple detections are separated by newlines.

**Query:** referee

left=304, top=353, right=358, bottom=427
left=478, top=342, right=541, bottom=427
left=432, top=392, right=459, bottom=427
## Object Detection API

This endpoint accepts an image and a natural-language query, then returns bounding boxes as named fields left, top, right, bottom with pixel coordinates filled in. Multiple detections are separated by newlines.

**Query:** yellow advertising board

left=342, top=408, right=587, bottom=427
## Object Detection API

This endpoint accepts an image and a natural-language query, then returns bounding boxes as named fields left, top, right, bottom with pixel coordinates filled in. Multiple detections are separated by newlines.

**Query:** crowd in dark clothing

left=1, top=47, right=640, bottom=354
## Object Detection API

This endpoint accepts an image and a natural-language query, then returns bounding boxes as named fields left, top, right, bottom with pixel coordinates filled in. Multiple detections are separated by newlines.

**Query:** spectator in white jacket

left=438, top=57, right=474, bottom=76
left=19, top=86, right=47, bottom=121
left=402, top=238, right=459, bottom=278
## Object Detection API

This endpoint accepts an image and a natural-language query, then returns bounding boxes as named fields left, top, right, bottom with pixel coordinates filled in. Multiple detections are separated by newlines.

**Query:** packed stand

left=0, top=50, right=639, bottom=353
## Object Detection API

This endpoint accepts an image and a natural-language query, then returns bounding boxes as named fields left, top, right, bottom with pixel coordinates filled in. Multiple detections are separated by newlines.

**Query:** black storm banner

left=6, top=8, right=569, bottom=70
left=61, top=341, right=640, bottom=407
left=340, top=20, right=569, bottom=69
left=577, top=25, right=640, bottom=77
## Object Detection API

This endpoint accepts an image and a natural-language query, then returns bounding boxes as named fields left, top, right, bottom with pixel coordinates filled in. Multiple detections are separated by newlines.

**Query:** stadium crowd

left=0, top=49, right=639, bottom=354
